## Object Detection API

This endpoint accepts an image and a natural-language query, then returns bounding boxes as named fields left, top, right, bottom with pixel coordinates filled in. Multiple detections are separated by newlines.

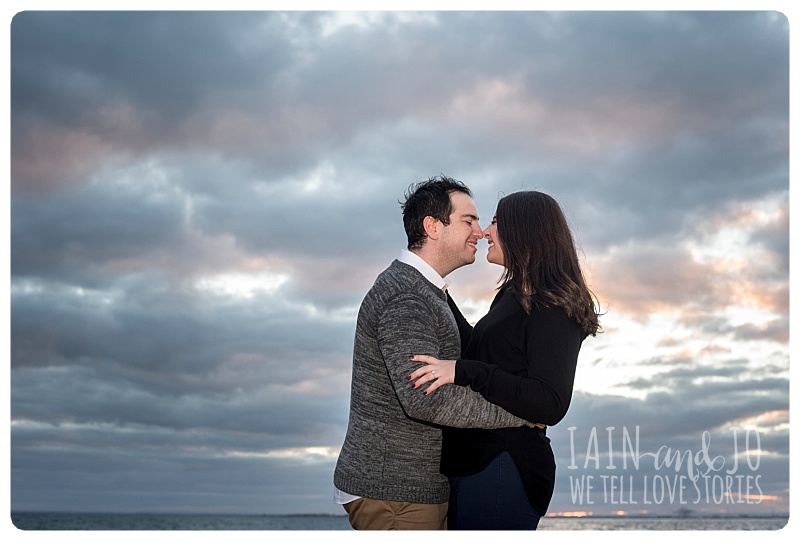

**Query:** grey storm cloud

left=11, top=12, right=289, bottom=123
left=8, top=9, right=789, bottom=517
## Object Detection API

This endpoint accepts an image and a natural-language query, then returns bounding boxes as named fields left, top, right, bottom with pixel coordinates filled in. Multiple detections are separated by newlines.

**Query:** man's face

left=439, top=191, right=484, bottom=272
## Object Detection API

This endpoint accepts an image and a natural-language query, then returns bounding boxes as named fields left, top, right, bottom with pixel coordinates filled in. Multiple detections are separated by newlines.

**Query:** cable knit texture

left=334, top=260, right=529, bottom=504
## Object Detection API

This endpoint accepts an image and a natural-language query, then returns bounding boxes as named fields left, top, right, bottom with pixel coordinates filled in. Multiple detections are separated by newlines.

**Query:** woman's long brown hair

left=496, top=191, right=601, bottom=336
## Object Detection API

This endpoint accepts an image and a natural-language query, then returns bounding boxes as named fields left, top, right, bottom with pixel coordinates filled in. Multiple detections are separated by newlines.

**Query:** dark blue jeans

left=447, top=451, right=541, bottom=530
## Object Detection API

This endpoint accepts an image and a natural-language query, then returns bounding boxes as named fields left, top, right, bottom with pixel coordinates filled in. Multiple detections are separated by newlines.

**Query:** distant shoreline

left=11, top=512, right=788, bottom=532
left=11, top=510, right=789, bottom=519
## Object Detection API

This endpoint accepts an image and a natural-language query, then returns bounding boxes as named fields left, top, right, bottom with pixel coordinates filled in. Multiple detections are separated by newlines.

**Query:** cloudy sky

left=6, top=7, right=792, bottom=520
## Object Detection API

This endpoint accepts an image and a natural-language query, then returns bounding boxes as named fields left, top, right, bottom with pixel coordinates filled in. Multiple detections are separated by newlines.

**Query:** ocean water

left=10, top=513, right=353, bottom=530
left=537, top=516, right=789, bottom=531
left=9, top=512, right=789, bottom=531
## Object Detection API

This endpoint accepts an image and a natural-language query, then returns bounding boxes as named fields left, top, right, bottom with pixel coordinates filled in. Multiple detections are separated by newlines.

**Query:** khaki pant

left=343, top=497, right=448, bottom=530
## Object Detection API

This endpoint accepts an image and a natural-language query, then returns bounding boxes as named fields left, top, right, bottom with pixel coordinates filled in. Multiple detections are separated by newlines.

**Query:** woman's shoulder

left=491, top=284, right=514, bottom=304
left=527, top=301, right=585, bottom=336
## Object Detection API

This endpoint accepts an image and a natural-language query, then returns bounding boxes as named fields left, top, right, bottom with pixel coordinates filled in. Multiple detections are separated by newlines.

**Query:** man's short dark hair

left=400, top=175, right=472, bottom=251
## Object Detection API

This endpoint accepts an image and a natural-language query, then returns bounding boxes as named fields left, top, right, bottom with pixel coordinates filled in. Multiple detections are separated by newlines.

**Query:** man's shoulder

left=364, top=260, right=443, bottom=306
left=373, top=259, right=422, bottom=289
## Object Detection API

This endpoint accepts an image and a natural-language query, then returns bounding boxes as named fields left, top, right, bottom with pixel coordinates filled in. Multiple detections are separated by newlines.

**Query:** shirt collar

left=398, top=249, right=450, bottom=291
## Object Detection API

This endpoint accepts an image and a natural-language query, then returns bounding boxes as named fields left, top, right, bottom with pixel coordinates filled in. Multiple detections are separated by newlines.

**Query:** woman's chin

left=486, top=254, right=503, bottom=266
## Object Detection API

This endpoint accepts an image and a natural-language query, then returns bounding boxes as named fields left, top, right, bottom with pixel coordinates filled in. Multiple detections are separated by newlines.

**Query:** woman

left=410, top=190, right=601, bottom=530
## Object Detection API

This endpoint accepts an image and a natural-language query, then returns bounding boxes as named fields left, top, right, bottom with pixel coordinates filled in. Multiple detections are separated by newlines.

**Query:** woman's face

left=483, top=217, right=505, bottom=266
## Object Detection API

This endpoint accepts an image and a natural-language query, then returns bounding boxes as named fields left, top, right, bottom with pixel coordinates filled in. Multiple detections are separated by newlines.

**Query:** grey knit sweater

left=333, top=260, right=530, bottom=504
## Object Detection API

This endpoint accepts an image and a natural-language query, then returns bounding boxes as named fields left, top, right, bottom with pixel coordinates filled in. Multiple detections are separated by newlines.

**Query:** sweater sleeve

left=454, top=306, right=583, bottom=426
left=378, top=291, right=531, bottom=429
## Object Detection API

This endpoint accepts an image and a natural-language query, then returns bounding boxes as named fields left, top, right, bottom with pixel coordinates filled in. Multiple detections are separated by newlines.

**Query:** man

left=333, top=176, right=532, bottom=530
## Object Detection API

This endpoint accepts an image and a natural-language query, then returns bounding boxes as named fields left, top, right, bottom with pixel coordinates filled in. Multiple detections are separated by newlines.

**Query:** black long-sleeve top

left=443, top=286, right=586, bottom=515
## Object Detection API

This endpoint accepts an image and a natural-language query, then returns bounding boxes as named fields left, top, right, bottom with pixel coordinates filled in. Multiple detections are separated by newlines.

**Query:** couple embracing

left=333, top=175, right=601, bottom=530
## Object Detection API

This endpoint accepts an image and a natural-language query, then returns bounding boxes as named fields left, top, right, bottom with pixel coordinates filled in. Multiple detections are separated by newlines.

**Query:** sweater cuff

left=454, top=358, right=482, bottom=387
left=455, top=357, right=498, bottom=392
left=454, top=358, right=467, bottom=386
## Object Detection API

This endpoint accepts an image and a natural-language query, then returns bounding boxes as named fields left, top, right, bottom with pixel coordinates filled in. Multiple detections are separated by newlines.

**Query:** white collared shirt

left=397, top=249, right=450, bottom=292
left=333, top=250, right=449, bottom=506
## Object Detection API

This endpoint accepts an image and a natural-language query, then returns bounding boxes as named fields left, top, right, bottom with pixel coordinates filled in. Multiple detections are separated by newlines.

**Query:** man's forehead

left=450, top=192, right=478, bottom=210
left=449, top=191, right=479, bottom=219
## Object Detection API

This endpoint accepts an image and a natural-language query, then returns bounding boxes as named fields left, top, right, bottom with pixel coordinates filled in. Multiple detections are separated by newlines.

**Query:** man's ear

left=423, top=216, right=441, bottom=241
